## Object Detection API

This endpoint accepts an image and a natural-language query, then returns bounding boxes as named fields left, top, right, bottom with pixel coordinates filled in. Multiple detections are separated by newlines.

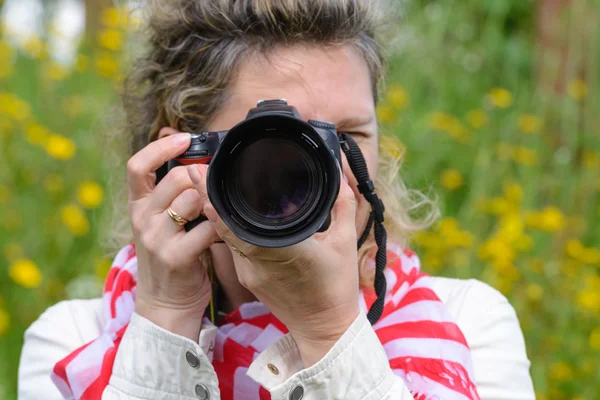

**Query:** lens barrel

left=207, top=112, right=340, bottom=248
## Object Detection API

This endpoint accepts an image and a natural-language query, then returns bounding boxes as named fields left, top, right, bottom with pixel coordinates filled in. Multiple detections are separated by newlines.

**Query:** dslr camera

left=157, top=99, right=342, bottom=248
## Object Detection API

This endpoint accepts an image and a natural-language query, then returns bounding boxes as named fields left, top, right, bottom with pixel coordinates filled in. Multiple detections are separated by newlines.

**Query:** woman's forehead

left=209, top=45, right=376, bottom=131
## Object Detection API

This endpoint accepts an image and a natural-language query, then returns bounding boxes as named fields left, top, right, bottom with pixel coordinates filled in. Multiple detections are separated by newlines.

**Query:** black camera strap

left=339, top=133, right=387, bottom=326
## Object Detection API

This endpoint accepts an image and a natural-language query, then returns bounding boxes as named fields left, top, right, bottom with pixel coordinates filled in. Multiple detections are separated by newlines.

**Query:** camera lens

left=206, top=112, right=340, bottom=248
left=230, top=137, right=322, bottom=228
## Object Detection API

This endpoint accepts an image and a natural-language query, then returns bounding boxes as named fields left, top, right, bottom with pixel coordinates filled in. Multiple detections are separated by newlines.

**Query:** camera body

left=156, top=99, right=342, bottom=248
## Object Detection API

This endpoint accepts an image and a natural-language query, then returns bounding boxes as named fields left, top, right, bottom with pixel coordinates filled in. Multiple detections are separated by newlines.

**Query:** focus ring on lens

left=307, top=120, right=336, bottom=130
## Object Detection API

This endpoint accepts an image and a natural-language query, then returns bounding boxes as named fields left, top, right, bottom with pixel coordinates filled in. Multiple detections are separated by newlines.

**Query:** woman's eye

left=347, top=131, right=371, bottom=141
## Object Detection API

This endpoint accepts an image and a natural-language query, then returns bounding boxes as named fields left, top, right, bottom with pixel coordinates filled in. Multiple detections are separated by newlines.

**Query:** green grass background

left=1, top=1, right=599, bottom=399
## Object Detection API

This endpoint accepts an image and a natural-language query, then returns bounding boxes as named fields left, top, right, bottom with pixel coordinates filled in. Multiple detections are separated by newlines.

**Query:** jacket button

left=289, top=385, right=304, bottom=400
left=186, top=351, right=200, bottom=368
left=195, top=384, right=210, bottom=399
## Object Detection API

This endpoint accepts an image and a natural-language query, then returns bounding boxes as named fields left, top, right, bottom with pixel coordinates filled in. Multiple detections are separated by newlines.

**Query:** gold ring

left=167, top=207, right=189, bottom=226
left=230, top=245, right=247, bottom=258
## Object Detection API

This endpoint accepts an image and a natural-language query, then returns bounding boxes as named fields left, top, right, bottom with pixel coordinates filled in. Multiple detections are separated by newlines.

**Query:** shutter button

left=289, top=385, right=304, bottom=400
left=195, top=384, right=210, bottom=399
left=186, top=351, right=200, bottom=368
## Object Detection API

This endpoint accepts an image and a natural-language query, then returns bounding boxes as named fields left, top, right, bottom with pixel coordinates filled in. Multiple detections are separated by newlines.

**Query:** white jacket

left=18, top=277, right=535, bottom=399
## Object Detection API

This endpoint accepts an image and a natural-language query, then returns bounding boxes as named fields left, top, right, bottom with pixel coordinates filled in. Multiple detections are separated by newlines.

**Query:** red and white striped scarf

left=52, top=244, right=480, bottom=400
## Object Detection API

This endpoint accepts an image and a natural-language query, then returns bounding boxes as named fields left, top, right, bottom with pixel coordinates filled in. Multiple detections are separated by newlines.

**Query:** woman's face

left=206, top=45, right=379, bottom=237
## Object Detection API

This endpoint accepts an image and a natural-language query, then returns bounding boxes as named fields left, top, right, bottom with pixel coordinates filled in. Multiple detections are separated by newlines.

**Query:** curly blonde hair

left=109, top=0, right=438, bottom=288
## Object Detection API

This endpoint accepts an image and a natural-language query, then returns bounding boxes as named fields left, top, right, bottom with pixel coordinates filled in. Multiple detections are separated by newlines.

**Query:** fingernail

left=204, top=205, right=218, bottom=223
left=172, top=132, right=191, bottom=145
left=187, top=165, right=201, bottom=186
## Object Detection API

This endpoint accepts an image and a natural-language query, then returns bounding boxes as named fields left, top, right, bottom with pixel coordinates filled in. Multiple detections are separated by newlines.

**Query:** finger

left=127, top=132, right=191, bottom=201
left=203, top=202, right=258, bottom=257
left=325, top=177, right=358, bottom=241
left=178, top=220, right=221, bottom=258
left=150, top=165, right=194, bottom=211
left=187, top=164, right=211, bottom=204
left=163, top=188, right=204, bottom=234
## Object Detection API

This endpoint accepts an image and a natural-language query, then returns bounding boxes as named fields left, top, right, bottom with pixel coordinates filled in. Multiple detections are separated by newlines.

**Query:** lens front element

left=231, top=138, right=321, bottom=229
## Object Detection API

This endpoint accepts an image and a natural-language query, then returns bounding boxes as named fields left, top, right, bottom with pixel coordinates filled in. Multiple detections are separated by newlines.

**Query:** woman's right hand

left=127, top=128, right=219, bottom=342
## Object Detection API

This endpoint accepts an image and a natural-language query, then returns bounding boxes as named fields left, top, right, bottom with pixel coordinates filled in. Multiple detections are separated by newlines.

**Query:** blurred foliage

left=0, top=0, right=599, bottom=399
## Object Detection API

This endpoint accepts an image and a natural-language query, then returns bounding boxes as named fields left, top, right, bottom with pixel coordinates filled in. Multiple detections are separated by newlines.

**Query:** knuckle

left=126, top=157, right=144, bottom=179
left=157, top=248, right=179, bottom=272
left=140, top=231, right=157, bottom=255
left=167, top=166, right=191, bottom=189
left=129, top=207, right=146, bottom=235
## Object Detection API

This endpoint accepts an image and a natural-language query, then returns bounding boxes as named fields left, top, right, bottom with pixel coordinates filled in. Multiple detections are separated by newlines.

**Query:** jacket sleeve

left=103, top=313, right=220, bottom=399
left=19, top=300, right=104, bottom=400
left=457, top=280, right=536, bottom=400
left=247, top=311, right=414, bottom=400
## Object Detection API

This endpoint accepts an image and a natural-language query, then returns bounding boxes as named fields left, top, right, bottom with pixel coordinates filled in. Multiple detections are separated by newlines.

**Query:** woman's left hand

left=187, top=164, right=360, bottom=367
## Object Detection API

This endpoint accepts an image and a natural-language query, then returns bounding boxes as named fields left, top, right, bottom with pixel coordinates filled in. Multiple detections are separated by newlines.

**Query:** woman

left=18, top=0, right=535, bottom=399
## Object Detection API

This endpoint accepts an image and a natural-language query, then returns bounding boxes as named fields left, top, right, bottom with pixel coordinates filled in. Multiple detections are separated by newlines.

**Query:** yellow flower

left=526, top=283, right=543, bottom=302
left=525, top=207, right=564, bottom=232
left=60, top=204, right=90, bottom=236
left=3, top=243, right=23, bottom=262
left=485, top=197, right=511, bottom=215
left=9, top=259, right=43, bottom=288
left=100, top=7, right=127, bottom=28
left=497, top=213, right=524, bottom=244
left=577, top=290, right=600, bottom=312
left=466, top=109, right=488, bottom=129
left=0, top=309, right=9, bottom=336
left=518, top=114, right=542, bottom=134
left=503, top=182, right=524, bottom=204
left=95, top=53, right=120, bottom=78
left=75, top=54, right=89, bottom=73
left=0, top=40, right=13, bottom=78
left=582, top=151, right=600, bottom=170
left=566, top=239, right=584, bottom=259
left=0, top=93, right=32, bottom=121
left=45, top=62, right=70, bottom=81
left=376, top=104, right=395, bottom=124
left=22, top=35, right=45, bottom=59
left=98, top=29, right=124, bottom=51
left=25, top=123, right=49, bottom=145
left=479, top=237, right=515, bottom=264
left=590, top=328, right=600, bottom=350
left=539, top=206, right=565, bottom=232
left=550, top=362, right=573, bottom=381
left=44, top=174, right=64, bottom=194
left=386, top=84, right=410, bottom=110
left=568, top=79, right=587, bottom=100
left=429, top=112, right=469, bottom=142
left=438, top=218, right=466, bottom=247
left=379, top=135, right=405, bottom=159
left=429, top=112, right=454, bottom=131
left=581, top=248, right=600, bottom=265
left=513, top=145, right=538, bottom=166
left=514, top=235, right=533, bottom=252
left=440, top=169, right=464, bottom=190
left=45, top=134, right=77, bottom=160
left=445, top=230, right=474, bottom=248
left=77, top=181, right=104, bottom=209
left=488, top=88, right=513, bottom=108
